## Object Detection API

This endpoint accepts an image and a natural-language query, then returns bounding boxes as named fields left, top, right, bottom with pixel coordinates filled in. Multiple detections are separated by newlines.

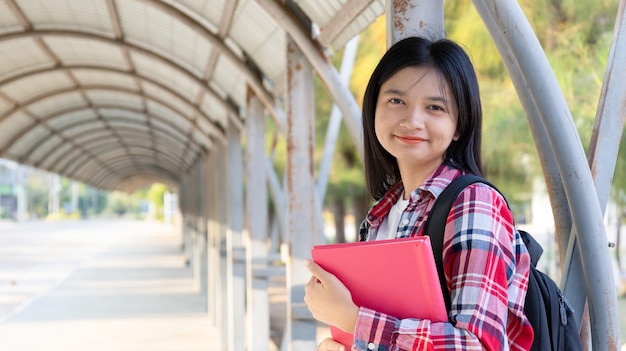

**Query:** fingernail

left=304, top=259, right=312, bottom=266
left=339, top=346, right=345, bottom=351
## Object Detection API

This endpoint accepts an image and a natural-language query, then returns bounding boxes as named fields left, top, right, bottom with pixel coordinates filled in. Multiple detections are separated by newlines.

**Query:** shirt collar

left=366, top=162, right=464, bottom=227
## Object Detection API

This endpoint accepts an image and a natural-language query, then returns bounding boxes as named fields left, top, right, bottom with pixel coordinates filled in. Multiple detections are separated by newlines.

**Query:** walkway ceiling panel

left=47, top=110, right=98, bottom=130
left=294, top=0, right=384, bottom=48
left=181, top=0, right=226, bottom=27
left=0, top=39, right=52, bottom=77
left=0, top=96, right=12, bottom=115
left=44, top=37, right=127, bottom=69
left=199, top=93, right=229, bottom=130
left=0, top=0, right=387, bottom=191
left=39, top=142, right=73, bottom=169
left=62, top=120, right=108, bottom=137
left=72, top=70, right=138, bottom=90
left=145, top=101, right=194, bottom=133
left=0, top=71, right=74, bottom=102
left=71, top=129, right=115, bottom=145
left=20, top=0, right=112, bottom=34
left=140, top=82, right=195, bottom=119
left=97, top=109, right=147, bottom=124
left=132, top=53, right=204, bottom=101
left=119, top=1, right=211, bottom=76
left=149, top=118, right=190, bottom=142
left=0, top=1, right=20, bottom=32
left=0, top=113, right=31, bottom=150
left=28, top=92, right=86, bottom=116
left=191, top=128, right=211, bottom=152
left=57, top=150, right=101, bottom=172
left=84, top=90, right=143, bottom=109
left=28, top=134, right=63, bottom=164
left=228, top=0, right=285, bottom=84
left=332, top=4, right=383, bottom=48
left=212, top=55, right=249, bottom=109
left=6, top=124, right=48, bottom=157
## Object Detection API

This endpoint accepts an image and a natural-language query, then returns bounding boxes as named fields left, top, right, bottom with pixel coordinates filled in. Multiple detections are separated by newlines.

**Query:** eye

left=427, top=104, right=446, bottom=112
left=388, top=98, right=404, bottom=105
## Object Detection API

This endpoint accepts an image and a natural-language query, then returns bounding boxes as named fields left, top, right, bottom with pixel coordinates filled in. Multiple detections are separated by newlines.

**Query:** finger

left=305, top=260, right=327, bottom=278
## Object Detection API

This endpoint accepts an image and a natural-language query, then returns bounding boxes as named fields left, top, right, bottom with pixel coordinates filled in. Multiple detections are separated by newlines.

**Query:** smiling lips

left=395, top=134, right=426, bottom=144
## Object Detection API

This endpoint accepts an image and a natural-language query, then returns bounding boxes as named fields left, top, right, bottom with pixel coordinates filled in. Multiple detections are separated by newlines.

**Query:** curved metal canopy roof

left=0, top=0, right=384, bottom=192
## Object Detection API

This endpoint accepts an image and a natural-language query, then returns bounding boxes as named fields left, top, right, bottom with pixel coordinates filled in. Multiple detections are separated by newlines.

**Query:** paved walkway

left=0, top=220, right=219, bottom=351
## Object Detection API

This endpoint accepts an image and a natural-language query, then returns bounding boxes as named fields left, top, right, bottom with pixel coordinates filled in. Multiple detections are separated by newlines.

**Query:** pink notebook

left=311, top=236, right=448, bottom=348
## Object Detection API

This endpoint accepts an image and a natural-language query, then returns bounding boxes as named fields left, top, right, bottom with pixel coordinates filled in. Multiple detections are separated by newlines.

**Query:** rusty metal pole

left=256, top=0, right=363, bottom=159
left=245, top=91, right=270, bottom=351
left=285, top=36, right=318, bottom=351
left=386, top=0, right=444, bottom=46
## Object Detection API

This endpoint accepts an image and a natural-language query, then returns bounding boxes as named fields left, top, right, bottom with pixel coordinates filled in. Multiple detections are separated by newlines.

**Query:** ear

left=453, top=130, right=460, bottom=141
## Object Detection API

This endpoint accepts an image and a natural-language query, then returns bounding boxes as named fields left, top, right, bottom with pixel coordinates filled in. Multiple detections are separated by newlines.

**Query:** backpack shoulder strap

left=424, top=174, right=493, bottom=313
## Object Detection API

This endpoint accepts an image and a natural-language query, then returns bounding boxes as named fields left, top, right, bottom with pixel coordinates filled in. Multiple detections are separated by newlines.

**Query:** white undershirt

left=376, top=191, right=410, bottom=240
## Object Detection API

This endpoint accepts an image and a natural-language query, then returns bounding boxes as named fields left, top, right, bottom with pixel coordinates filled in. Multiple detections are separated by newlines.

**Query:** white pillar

left=285, top=36, right=317, bottom=351
left=245, top=92, right=270, bottom=351
left=227, top=120, right=246, bottom=351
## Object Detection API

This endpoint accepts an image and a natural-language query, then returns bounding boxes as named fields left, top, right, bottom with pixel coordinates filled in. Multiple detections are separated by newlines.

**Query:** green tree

left=146, top=183, right=168, bottom=221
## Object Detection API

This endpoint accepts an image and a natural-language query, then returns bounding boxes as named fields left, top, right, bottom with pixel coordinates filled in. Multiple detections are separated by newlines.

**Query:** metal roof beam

left=256, top=0, right=363, bottom=158
left=317, top=0, right=374, bottom=47
left=0, top=84, right=213, bottom=158
left=140, top=0, right=285, bottom=133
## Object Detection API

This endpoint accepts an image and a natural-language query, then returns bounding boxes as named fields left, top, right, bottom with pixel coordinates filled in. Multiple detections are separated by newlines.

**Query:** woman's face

left=374, top=66, right=459, bottom=174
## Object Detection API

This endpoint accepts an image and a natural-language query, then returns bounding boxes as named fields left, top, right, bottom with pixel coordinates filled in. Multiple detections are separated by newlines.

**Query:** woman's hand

left=304, top=260, right=359, bottom=333
left=317, top=337, right=347, bottom=351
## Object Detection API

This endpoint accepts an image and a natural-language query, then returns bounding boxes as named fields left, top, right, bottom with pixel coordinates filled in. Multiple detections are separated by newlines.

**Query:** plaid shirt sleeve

left=352, top=183, right=534, bottom=351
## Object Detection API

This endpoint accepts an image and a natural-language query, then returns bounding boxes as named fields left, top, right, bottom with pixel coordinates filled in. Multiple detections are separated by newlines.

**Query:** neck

left=398, top=161, right=443, bottom=199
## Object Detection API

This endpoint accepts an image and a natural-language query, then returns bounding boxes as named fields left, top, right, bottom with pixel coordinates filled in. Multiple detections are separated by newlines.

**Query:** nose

left=400, top=107, right=425, bottom=129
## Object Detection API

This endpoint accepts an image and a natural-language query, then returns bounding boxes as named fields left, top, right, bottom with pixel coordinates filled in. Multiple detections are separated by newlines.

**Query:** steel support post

left=206, top=153, right=218, bottom=327
left=256, top=0, right=364, bottom=159
left=561, top=0, right=626, bottom=343
left=472, top=1, right=620, bottom=349
left=266, top=157, right=286, bottom=250
left=194, top=158, right=208, bottom=319
left=245, top=92, right=270, bottom=351
left=190, top=163, right=205, bottom=311
left=386, top=0, right=444, bottom=46
left=316, top=35, right=359, bottom=219
left=227, top=119, right=246, bottom=351
left=217, top=141, right=229, bottom=350
left=285, top=36, right=318, bottom=351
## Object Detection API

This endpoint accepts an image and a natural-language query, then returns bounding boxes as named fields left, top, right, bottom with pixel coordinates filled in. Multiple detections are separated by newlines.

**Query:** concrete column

left=227, top=119, right=246, bottom=351
left=196, top=159, right=208, bottom=314
left=245, top=91, right=270, bottom=351
left=206, top=153, right=218, bottom=328
left=285, top=36, right=317, bottom=351
left=216, top=141, right=229, bottom=350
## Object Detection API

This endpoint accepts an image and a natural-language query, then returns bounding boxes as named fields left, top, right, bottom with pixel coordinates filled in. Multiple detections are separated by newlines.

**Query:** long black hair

left=362, top=36, right=483, bottom=200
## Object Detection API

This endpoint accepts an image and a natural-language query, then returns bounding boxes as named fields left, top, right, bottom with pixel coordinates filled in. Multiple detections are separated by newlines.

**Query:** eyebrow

left=380, top=88, right=450, bottom=106
left=380, top=88, right=406, bottom=96
left=426, top=96, right=450, bottom=105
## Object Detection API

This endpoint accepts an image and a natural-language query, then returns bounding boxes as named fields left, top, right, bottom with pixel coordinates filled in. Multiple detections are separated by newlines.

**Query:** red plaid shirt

left=354, top=163, right=533, bottom=350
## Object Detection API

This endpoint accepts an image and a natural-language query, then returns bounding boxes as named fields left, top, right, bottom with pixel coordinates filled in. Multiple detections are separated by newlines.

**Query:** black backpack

left=424, top=174, right=583, bottom=351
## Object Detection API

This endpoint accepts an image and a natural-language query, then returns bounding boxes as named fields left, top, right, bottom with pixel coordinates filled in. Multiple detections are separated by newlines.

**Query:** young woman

left=304, top=37, right=534, bottom=350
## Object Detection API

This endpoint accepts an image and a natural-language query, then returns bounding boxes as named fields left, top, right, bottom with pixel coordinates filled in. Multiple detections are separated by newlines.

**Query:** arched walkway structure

left=0, top=0, right=624, bottom=350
